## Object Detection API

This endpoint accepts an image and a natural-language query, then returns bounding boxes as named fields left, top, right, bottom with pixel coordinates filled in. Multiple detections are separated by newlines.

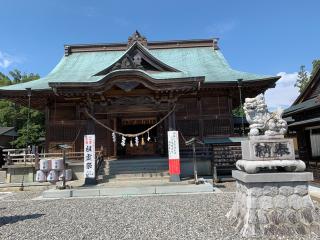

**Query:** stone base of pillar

left=169, top=174, right=180, bottom=182
left=84, top=178, right=97, bottom=185
left=227, top=170, right=320, bottom=238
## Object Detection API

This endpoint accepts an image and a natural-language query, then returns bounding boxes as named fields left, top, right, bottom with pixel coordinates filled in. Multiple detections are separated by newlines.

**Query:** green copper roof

left=0, top=44, right=274, bottom=91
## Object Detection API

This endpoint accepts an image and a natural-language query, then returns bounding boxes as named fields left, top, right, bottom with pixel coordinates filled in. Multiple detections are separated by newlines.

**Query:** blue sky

left=0, top=0, right=319, bottom=108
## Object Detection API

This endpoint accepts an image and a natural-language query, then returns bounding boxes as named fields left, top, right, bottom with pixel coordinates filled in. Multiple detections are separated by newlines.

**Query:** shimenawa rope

left=84, top=105, right=176, bottom=138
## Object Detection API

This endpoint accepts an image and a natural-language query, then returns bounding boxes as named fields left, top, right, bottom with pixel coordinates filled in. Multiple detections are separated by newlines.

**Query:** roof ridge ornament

left=128, top=30, right=148, bottom=48
left=213, top=38, right=220, bottom=50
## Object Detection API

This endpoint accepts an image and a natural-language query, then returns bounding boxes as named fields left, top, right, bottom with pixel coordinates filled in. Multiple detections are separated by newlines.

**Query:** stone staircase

left=98, top=157, right=169, bottom=182
left=0, top=170, right=6, bottom=183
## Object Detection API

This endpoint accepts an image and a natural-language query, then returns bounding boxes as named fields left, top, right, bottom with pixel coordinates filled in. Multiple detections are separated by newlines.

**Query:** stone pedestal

left=237, top=136, right=306, bottom=173
left=227, top=170, right=320, bottom=238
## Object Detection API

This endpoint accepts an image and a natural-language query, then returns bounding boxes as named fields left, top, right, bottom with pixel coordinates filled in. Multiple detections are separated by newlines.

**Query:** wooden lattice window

left=176, top=98, right=199, bottom=117
left=176, top=119, right=199, bottom=136
left=203, top=118, right=231, bottom=136
left=202, top=96, right=229, bottom=115
left=49, top=124, right=80, bottom=141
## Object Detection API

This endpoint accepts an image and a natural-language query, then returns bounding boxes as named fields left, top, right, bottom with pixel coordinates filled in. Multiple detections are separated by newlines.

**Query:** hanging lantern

left=130, top=139, right=133, bottom=147
left=141, top=137, right=145, bottom=146
left=121, top=136, right=126, bottom=147
left=112, top=132, right=116, bottom=143
left=135, top=136, right=139, bottom=147
left=147, top=131, right=151, bottom=142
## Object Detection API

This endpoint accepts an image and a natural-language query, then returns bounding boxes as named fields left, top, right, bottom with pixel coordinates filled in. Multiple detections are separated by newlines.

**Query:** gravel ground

left=0, top=183, right=320, bottom=240
left=213, top=180, right=237, bottom=192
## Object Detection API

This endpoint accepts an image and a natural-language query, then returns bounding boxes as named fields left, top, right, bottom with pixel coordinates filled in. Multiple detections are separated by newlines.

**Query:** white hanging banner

left=167, top=131, right=180, bottom=175
left=84, top=134, right=96, bottom=179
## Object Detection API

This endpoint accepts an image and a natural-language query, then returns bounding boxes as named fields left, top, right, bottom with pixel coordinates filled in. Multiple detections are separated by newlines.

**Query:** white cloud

left=264, top=72, right=301, bottom=111
left=205, top=21, right=236, bottom=36
left=0, top=51, right=14, bottom=69
left=112, top=17, right=130, bottom=27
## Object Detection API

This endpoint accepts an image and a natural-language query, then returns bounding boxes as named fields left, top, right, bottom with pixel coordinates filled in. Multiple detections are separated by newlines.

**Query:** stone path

left=1, top=182, right=320, bottom=239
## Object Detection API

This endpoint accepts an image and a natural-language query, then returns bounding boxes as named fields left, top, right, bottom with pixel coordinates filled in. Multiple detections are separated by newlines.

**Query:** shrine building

left=0, top=31, right=279, bottom=179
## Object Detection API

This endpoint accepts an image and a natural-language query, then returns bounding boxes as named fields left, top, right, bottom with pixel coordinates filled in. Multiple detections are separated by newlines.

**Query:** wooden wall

left=176, top=94, right=233, bottom=141
left=46, top=92, right=234, bottom=156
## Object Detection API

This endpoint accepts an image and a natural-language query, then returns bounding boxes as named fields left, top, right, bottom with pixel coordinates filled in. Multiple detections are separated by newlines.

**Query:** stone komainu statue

left=243, top=94, right=288, bottom=137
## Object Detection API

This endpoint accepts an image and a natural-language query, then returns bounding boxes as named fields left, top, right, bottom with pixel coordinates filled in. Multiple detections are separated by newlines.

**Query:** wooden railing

left=3, top=148, right=97, bottom=165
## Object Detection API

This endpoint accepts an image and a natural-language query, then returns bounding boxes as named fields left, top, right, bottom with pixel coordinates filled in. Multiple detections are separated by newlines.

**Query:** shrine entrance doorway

left=116, top=117, right=161, bottom=158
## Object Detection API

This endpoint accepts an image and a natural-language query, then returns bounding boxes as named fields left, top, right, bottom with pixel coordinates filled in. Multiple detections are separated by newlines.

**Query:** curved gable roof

left=0, top=38, right=277, bottom=91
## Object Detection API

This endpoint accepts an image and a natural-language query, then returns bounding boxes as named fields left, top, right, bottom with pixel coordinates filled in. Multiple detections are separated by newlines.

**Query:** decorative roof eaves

left=49, top=70, right=204, bottom=89
left=202, top=76, right=279, bottom=87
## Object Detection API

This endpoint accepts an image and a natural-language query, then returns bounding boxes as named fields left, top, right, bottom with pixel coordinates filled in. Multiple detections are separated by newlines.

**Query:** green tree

left=0, top=72, right=11, bottom=86
left=0, top=71, right=44, bottom=148
left=12, top=122, right=44, bottom=148
left=9, top=69, right=40, bottom=84
left=310, top=60, right=320, bottom=79
left=232, top=105, right=245, bottom=117
left=0, top=100, right=17, bottom=127
left=295, top=59, right=320, bottom=93
left=295, top=65, right=309, bottom=93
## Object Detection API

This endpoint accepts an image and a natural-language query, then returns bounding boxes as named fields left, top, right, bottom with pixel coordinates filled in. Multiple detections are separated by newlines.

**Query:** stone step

left=0, top=170, right=6, bottom=183
left=104, top=159, right=168, bottom=173
left=108, top=169, right=169, bottom=175
left=108, top=161, right=168, bottom=166
left=105, top=172, right=170, bottom=181
left=98, top=158, right=170, bottom=181
left=107, top=159, right=168, bottom=165
left=107, top=165, right=168, bottom=171
left=107, top=166, right=168, bottom=172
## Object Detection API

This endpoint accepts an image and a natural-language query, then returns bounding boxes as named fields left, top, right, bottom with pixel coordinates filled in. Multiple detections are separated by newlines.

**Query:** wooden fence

left=3, top=148, right=95, bottom=165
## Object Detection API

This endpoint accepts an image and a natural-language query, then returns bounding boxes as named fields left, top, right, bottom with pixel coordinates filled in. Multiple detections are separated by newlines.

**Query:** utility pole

left=237, top=79, right=245, bottom=136
left=20, top=88, right=32, bottom=191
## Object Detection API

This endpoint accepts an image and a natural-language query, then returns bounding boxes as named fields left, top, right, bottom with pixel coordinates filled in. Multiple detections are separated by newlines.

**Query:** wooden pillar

left=86, top=105, right=95, bottom=135
left=45, top=104, right=50, bottom=153
left=168, top=106, right=176, bottom=131
left=168, top=113, right=172, bottom=131
left=163, top=115, right=168, bottom=156
left=106, top=118, right=111, bottom=158
left=168, top=103, right=180, bottom=182
left=198, top=96, right=204, bottom=139
left=228, top=92, right=234, bottom=136
left=113, top=118, right=117, bottom=158
left=75, top=103, right=81, bottom=152
left=85, top=103, right=96, bottom=185
left=172, top=109, right=176, bottom=130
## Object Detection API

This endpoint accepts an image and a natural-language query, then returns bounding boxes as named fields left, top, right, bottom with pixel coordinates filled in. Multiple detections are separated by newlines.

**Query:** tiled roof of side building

left=283, top=97, right=320, bottom=116
left=0, top=41, right=277, bottom=91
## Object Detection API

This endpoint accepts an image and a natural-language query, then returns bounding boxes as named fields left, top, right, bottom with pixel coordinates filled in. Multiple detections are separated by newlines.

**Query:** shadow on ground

left=0, top=213, right=44, bottom=226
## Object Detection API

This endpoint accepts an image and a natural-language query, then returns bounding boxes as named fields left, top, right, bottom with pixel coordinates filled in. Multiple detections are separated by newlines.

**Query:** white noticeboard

left=84, top=134, right=96, bottom=179
left=167, top=131, right=180, bottom=160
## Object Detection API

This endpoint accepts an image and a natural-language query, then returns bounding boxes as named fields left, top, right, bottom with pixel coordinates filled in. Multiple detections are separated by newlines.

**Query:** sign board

left=84, top=134, right=95, bottom=179
left=167, top=131, right=180, bottom=175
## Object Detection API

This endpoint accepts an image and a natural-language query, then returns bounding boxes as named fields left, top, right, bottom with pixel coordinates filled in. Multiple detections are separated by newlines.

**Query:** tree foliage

left=232, top=105, right=245, bottom=117
left=0, top=72, right=11, bottom=86
left=311, top=59, right=320, bottom=79
left=9, top=69, right=40, bottom=84
left=295, top=65, right=309, bottom=93
left=0, top=70, right=44, bottom=148
left=295, top=59, right=320, bottom=93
